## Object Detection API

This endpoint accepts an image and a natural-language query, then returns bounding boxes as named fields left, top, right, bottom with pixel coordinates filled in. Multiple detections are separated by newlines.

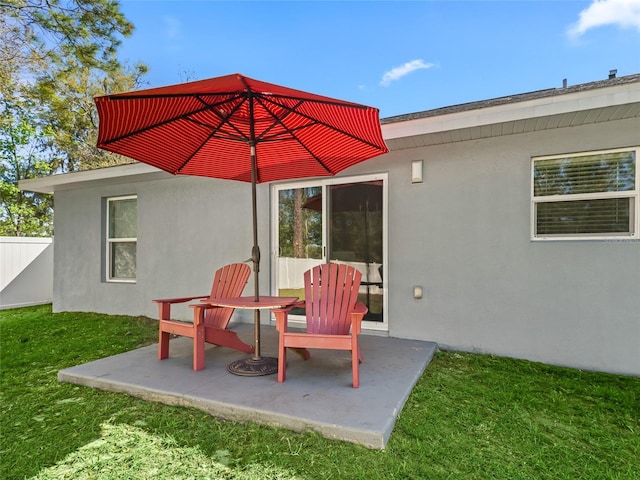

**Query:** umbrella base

left=227, top=356, right=278, bottom=376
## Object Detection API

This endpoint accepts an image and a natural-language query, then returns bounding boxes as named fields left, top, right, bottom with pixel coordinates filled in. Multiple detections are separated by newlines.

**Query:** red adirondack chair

left=154, top=263, right=252, bottom=371
left=273, top=263, right=368, bottom=388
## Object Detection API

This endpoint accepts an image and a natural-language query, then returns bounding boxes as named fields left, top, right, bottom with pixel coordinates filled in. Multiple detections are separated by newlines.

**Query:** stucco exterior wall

left=51, top=116, right=639, bottom=376
left=376, top=117, right=639, bottom=376
left=53, top=175, right=269, bottom=324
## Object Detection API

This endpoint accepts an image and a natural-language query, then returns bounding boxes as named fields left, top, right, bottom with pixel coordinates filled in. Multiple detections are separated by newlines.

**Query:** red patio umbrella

left=95, top=73, right=388, bottom=375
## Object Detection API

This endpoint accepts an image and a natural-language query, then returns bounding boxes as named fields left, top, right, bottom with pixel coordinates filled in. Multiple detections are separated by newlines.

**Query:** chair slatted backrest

left=304, top=263, right=362, bottom=335
left=204, top=263, right=251, bottom=329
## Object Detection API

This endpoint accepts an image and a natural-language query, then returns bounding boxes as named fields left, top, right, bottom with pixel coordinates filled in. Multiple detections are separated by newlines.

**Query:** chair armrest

left=188, top=302, right=222, bottom=310
left=352, top=302, right=368, bottom=315
left=155, top=296, right=209, bottom=323
left=271, top=300, right=305, bottom=314
left=271, top=301, right=305, bottom=332
left=350, top=302, right=368, bottom=335
left=152, top=295, right=208, bottom=304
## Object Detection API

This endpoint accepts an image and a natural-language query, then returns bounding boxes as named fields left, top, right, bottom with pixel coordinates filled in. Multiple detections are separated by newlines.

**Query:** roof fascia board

left=382, top=82, right=640, bottom=140
left=19, top=162, right=171, bottom=194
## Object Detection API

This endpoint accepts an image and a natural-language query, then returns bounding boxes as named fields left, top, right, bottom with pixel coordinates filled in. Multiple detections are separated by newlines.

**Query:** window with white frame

left=106, top=195, right=137, bottom=281
left=532, top=147, right=638, bottom=240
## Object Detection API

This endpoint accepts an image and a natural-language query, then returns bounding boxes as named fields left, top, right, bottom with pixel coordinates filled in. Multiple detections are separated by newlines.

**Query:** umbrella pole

left=250, top=143, right=262, bottom=360
left=227, top=141, right=279, bottom=376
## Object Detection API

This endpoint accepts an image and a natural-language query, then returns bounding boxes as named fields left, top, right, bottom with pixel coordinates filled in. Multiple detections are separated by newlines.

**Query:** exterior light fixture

left=412, top=160, right=423, bottom=183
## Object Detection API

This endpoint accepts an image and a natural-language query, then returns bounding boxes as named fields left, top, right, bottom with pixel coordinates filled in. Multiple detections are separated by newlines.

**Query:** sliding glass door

left=272, top=174, right=387, bottom=328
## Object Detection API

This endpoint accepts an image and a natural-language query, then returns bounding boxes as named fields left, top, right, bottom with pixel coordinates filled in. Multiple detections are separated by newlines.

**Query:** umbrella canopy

left=95, top=73, right=388, bottom=375
left=95, top=73, right=387, bottom=183
left=302, top=181, right=383, bottom=212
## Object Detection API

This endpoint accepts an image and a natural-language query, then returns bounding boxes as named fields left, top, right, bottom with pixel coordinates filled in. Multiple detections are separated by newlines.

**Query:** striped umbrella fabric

left=95, top=73, right=388, bottom=183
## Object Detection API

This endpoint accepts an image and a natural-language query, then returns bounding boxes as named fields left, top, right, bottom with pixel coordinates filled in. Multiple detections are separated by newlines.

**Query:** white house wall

left=371, top=116, right=639, bottom=376
left=49, top=116, right=639, bottom=376
left=53, top=175, right=269, bottom=325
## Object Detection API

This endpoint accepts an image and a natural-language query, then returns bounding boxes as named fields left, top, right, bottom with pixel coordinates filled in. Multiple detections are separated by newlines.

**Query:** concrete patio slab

left=58, top=324, right=437, bottom=449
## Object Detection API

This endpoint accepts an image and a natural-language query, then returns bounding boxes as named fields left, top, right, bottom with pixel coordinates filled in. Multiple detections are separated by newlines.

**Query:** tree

left=0, top=0, right=147, bottom=235
left=1, top=0, right=134, bottom=76
left=34, top=62, right=147, bottom=172
left=0, top=95, right=53, bottom=236
left=292, top=188, right=304, bottom=258
left=2, top=0, right=148, bottom=171
left=278, top=187, right=322, bottom=259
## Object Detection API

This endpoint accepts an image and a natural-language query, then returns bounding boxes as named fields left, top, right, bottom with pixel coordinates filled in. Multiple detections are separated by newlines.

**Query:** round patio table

left=202, top=296, right=299, bottom=376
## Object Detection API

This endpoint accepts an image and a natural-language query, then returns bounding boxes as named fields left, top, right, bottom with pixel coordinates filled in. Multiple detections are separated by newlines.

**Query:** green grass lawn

left=1, top=305, right=639, bottom=479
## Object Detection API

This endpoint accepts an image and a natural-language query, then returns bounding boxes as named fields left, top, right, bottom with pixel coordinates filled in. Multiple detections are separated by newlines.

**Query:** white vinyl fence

left=0, top=237, right=53, bottom=310
left=277, top=257, right=382, bottom=293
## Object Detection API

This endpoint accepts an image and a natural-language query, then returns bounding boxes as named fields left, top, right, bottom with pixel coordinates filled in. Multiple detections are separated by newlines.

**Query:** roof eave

left=381, top=79, right=640, bottom=141
left=19, top=162, right=171, bottom=194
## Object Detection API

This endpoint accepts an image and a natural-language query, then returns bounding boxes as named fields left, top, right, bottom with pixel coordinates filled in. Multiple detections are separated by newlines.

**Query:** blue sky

left=118, top=0, right=640, bottom=118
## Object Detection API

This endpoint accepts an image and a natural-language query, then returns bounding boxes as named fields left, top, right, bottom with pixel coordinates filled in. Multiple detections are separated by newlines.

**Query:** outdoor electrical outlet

left=413, top=286, right=423, bottom=299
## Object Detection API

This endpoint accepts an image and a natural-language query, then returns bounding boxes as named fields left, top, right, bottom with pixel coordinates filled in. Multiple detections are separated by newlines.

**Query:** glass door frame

left=270, top=172, right=388, bottom=332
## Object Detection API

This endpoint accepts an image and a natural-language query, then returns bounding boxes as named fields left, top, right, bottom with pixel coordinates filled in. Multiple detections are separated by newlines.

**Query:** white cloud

left=567, top=0, right=640, bottom=38
left=163, top=16, right=183, bottom=54
left=380, top=59, right=434, bottom=87
left=164, top=16, right=182, bottom=40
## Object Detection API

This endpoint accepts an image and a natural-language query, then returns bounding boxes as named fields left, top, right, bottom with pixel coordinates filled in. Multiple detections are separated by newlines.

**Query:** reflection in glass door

left=328, top=181, right=383, bottom=321
left=276, top=186, right=323, bottom=315
left=274, top=177, right=385, bottom=324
